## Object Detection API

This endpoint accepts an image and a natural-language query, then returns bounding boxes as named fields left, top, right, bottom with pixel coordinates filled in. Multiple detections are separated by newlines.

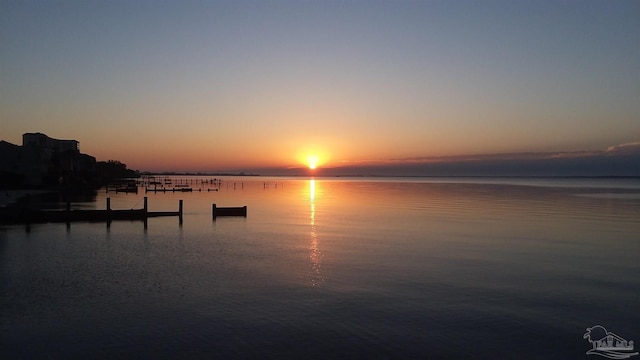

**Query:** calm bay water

left=2, top=177, right=639, bottom=359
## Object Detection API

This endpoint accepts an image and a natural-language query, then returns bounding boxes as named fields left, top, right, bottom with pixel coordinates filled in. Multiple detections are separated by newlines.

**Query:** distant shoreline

left=142, top=172, right=260, bottom=177
left=143, top=173, right=640, bottom=179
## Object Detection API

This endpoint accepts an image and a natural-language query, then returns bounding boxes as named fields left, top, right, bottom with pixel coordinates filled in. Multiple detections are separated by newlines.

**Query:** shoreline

left=0, top=190, right=54, bottom=208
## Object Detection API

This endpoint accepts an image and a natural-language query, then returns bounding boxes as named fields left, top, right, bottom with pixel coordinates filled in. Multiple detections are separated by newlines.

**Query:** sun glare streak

left=309, top=179, right=316, bottom=203
left=308, top=179, right=322, bottom=286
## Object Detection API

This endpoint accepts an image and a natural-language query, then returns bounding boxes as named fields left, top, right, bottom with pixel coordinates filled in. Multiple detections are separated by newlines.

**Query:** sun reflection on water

left=308, top=179, right=323, bottom=286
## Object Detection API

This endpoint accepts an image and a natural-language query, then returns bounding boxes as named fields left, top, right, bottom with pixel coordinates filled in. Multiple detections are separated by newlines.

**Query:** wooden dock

left=145, top=187, right=193, bottom=193
left=1, top=198, right=249, bottom=226
left=0, top=197, right=182, bottom=225
left=144, top=187, right=219, bottom=193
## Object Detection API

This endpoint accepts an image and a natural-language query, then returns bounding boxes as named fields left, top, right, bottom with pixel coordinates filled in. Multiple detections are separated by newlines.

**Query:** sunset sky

left=1, top=0, right=639, bottom=175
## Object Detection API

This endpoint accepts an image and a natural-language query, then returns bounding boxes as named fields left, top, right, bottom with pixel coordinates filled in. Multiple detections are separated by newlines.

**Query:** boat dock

left=145, top=187, right=194, bottom=193
left=0, top=197, right=248, bottom=226
left=0, top=197, right=183, bottom=225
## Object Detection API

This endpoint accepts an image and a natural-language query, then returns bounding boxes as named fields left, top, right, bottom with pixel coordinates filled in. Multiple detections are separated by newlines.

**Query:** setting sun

left=295, top=147, right=331, bottom=171
left=307, top=155, right=318, bottom=169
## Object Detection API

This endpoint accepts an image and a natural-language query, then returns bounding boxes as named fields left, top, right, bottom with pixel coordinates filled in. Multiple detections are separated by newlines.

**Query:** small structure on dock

left=212, top=203, right=247, bottom=219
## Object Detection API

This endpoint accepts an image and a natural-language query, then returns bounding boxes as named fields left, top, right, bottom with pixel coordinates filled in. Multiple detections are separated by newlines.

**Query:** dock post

left=179, top=200, right=183, bottom=224
left=143, top=197, right=148, bottom=216
left=66, top=201, right=71, bottom=228
left=106, top=197, right=112, bottom=225
left=212, top=203, right=217, bottom=220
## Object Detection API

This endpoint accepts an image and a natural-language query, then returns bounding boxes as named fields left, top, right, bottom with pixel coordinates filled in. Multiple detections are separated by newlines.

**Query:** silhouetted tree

left=95, top=160, right=139, bottom=184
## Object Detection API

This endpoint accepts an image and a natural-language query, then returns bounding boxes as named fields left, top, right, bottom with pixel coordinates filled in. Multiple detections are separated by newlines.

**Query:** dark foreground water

left=2, top=177, right=639, bottom=359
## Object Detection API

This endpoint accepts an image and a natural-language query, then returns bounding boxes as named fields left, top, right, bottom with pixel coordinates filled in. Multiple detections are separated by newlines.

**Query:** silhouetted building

left=0, top=140, right=27, bottom=186
left=0, top=133, right=96, bottom=187
left=23, top=132, right=79, bottom=153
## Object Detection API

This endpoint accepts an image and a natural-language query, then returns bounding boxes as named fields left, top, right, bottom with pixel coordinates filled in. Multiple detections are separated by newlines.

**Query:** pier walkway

left=0, top=197, right=248, bottom=226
